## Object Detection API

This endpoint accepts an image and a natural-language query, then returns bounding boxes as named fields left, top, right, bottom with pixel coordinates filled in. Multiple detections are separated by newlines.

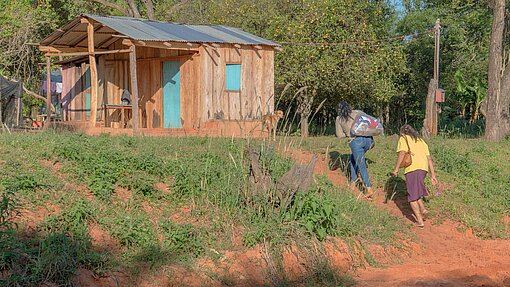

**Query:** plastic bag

left=350, top=112, right=384, bottom=137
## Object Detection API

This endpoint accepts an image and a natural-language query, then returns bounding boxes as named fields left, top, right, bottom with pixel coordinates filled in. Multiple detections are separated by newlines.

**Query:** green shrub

left=106, top=212, right=156, bottom=248
left=159, top=220, right=204, bottom=257
left=286, top=191, right=338, bottom=240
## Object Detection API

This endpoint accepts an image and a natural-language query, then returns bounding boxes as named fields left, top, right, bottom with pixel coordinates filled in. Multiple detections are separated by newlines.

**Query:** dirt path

left=289, top=149, right=510, bottom=287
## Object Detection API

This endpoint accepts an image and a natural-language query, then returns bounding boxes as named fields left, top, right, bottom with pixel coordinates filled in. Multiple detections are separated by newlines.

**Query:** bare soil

left=290, top=149, right=510, bottom=287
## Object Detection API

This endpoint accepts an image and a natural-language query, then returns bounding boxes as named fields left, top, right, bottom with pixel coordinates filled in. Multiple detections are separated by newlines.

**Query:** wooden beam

left=87, top=18, right=99, bottom=128
left=45, top=49, right=131, bottom=57
left=122, top=39, right=200, bottom=51
left=96, top=36, right=116, bottom=48
left=71, top=23, right=103, bottom=47
left=39, top=46, right=92, bottom=53
left=46, top=56, right=51, bottom=126
left=253, top=45, right=262, bottom=50
left=128, top=44, right=140, bottom=132
left=274, top=46, right=283, bottom=52
left=45, top=20, right=81, bottom=47
left=136, top=54, right=195, bottom=62
left=202, top=43, right=217, bottom=51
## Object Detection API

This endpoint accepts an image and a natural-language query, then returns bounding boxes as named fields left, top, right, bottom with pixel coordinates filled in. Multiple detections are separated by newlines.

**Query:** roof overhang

left=38, top=14, right=280, bottom=55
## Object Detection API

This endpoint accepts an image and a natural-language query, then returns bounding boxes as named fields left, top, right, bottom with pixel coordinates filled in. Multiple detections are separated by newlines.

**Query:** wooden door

left=162, top=61, right=181, bottom=128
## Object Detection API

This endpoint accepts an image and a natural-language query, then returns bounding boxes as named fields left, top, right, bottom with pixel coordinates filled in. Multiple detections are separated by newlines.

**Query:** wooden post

left=87, top=18, right=99, bottom=128
left=129, top=44, right=140, bottom=132
left=423, top=79, right=437, bottom=139
left=16, top=82, right=22, bottom=127
left=0, top=88, right=3, bottom=129
left=46, top=56, right=51, bottom=126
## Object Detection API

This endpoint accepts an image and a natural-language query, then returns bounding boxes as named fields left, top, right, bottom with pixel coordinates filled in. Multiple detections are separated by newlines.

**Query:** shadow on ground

left=383, top=175, right=417, bottom=223
left=328, top=152, right=374, bottom=177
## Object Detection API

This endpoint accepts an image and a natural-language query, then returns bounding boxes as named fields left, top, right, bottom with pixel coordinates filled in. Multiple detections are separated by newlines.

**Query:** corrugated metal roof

left=82, top=14, right=279, bottom=46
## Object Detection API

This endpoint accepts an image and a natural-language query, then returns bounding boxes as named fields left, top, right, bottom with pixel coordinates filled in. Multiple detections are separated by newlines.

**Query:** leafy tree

left=397, top=0, right=491, bottom=131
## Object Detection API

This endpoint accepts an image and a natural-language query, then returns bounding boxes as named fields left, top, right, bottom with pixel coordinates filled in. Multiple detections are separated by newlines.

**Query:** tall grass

left=0, top=131, right=407, bottom=285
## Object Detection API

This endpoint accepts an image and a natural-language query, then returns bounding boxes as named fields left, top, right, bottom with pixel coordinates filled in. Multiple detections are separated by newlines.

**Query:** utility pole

left=423, top=19, right=441, bottom=138
left=432, top=19, right=441, bottom=136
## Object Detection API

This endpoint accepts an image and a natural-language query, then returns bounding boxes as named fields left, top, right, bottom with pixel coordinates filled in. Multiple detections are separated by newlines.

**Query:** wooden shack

left=38, top=14, right=279, bottom=136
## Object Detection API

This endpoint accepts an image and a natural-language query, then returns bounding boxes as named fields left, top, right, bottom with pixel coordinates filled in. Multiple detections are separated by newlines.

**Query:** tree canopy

left=0, top=0, right=503, bottom=137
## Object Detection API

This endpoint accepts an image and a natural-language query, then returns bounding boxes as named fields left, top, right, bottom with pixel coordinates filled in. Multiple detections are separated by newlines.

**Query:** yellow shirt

left=397, top=135, right=430, bottom=174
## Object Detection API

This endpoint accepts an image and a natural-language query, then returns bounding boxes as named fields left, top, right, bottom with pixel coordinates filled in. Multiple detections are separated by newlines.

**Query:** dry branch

left=245, top=146, right=317, bottom=211
left=22, top=86, right=45, bottom=101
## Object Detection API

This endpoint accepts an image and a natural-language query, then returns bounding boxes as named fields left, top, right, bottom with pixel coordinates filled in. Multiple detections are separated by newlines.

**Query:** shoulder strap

left=402, top=135, right=411, bottom=153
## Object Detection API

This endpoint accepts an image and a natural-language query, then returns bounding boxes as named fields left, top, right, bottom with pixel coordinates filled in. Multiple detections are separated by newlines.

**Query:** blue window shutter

left=226, top=64, right=241, bottom=91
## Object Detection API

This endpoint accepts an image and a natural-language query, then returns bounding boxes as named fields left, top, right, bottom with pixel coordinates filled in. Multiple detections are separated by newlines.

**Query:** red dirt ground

left=289, top=148, right=510, bottom=287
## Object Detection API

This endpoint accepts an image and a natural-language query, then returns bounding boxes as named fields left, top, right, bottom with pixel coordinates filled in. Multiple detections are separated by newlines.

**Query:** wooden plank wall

left=63, top=61, right=106, bottom=122
left=102, top=42, right=198, bottom=128
left=104, top=41, right=130, bottom=126
left=61, top=65, right=74, bottom=121
left=179, top=53, right=201, bottom=128
left=66, top=64, right=85, bottom=121
left=61, top=39, right=275, bottom=129
left=200, top=44, right=275, bottom=122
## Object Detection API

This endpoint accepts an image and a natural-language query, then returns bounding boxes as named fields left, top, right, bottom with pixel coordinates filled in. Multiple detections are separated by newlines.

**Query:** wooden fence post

left=86, top=18, right=99, bottom=128
left=129, top=44, right=140, bottom=132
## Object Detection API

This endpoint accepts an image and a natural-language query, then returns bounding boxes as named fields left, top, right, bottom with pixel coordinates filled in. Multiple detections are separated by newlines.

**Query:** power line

left=278, top=29, right=434, bottom=46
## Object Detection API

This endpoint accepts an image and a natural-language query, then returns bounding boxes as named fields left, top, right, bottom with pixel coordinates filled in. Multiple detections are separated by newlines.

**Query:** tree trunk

left=142, top=0, right=155, bottom=20
left=300, top=115, right=309, bottom=137
left=485, top=0, right=510, bottom=141
left=385, top=102, right=390, bottom=126
left=471, top=104, right=479, bottom=123
left=125, top=0, right=141, bottom=18
left=297, top=88, right=314, bottom=138
left=90, top=0, right=131, bottom=16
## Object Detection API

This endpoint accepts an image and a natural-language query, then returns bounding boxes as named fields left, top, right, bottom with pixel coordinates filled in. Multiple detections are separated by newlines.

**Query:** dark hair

left=337, top=101, right=352, bottom=121
left=399, top=124, right=421, bottom=142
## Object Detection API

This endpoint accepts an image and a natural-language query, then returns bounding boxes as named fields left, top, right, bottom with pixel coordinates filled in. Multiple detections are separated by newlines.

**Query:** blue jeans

left=349, top=137, right=373, bottom=187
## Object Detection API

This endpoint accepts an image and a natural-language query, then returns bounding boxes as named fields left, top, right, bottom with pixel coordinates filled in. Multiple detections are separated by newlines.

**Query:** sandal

left=422, top=210, right=429, bottom=220
left=365, top=187, right=375, bottom=200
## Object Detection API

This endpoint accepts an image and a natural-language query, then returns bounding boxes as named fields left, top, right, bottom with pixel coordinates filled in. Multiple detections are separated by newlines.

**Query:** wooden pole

left=129, top=44, right=140, bottom=132
left=45, top=49, right=132, bottom=58
left=16, top=82, right=22, bottom=127
left=0, top=88, right=3, bottom=129
left=87, top=18, right=99, bottom=128
left=432, top=19, right=441, bottom=136
left=46, top=56, right=51, bottom=126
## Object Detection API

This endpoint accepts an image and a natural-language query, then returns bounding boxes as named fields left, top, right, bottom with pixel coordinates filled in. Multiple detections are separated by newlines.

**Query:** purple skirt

left=405, top=170, right=428, bottom=202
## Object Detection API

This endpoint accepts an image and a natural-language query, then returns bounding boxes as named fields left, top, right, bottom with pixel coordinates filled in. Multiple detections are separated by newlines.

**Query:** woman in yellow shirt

left=392, top=124, right=438, bottom=228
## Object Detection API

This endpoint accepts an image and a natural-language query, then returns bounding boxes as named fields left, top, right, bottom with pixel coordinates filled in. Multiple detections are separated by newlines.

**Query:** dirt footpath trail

left=290, top=149, right=510, bottom=287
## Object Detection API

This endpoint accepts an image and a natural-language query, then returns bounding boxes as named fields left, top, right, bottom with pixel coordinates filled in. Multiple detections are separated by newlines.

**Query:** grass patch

left=0, top=131, right=408, bottom=285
